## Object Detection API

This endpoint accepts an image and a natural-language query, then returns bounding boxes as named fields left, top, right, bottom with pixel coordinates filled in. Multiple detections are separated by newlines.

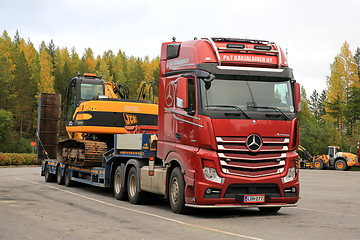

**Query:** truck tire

left=114, top=166, right=127, bottom=200
left=258, top=207, right=281, bottom=213
left=313, top=159, right=324, bottom=170
left=44, top=164, right=56, bottom=182
left=335, top=159, right=347, bottom=171
left=65, top=167, right=74, bottom=187
left=127, top=167, right=146, bottom=204
left=169, top=167, right=188, bottom=214
left=56, top=165, right=65, bottom=185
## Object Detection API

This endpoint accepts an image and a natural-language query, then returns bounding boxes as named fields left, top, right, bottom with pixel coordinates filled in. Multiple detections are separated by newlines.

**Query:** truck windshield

left=200, top=75, right=294, bottom=113
left=81, top=83, right=104, bottom=100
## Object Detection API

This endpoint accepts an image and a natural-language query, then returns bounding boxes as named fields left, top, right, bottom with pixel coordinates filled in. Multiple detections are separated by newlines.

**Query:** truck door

left=174, top=76, right=199, bottom=147
left=328, top=146, right=336, bottom=161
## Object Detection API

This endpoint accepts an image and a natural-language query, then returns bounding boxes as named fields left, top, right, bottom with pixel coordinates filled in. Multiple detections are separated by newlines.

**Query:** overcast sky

left=1, top=0, right=359, bottom=95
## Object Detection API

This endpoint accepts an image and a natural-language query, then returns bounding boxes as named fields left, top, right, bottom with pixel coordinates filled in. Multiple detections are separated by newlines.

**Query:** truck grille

left=216, top=136, right=288, bottom=178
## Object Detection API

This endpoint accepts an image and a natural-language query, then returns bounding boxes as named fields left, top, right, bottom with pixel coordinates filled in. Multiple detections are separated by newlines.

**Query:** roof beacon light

left=84, top=73, right=97, bottom=77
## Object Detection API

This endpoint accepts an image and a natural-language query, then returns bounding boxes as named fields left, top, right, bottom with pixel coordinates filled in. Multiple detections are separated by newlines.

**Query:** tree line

left=1, top=29, right=360, bottom=156
left=0, top=30, right=159, bottom=153
left=299, top=42, right=360, bottom=156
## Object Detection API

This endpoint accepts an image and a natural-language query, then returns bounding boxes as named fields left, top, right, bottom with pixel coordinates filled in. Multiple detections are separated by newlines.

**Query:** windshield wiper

left=251, top=106, right=289, bottom=120
left=206, top=105, right=251, bottom=119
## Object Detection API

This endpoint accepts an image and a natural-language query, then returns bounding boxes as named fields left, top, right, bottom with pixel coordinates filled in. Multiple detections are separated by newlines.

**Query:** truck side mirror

left=176, top=77, right=188, bottom=109
left=294, top=82, right=301, bottom=112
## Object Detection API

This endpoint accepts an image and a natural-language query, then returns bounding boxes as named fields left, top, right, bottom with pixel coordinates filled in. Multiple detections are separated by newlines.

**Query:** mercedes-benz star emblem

left=165, top=83, right=175, bottom=107
left=246, top=134, right=262, bottom=152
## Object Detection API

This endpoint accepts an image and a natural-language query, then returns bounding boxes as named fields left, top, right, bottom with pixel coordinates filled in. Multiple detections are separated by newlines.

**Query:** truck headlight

left=203, top=167, right=224, bottom=184
left=282, top=167, right=296, bottom=183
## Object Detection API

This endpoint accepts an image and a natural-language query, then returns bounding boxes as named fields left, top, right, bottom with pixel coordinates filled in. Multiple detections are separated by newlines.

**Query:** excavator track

left=58, top=139, right=107, bottom=167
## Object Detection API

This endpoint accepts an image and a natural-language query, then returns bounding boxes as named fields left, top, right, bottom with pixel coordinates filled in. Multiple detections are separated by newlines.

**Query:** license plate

left=244, top=195, right=265, bottom=203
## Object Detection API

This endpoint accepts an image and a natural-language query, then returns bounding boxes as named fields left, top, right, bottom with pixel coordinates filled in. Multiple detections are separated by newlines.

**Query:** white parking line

left=16, top=177, right=264, bottom=240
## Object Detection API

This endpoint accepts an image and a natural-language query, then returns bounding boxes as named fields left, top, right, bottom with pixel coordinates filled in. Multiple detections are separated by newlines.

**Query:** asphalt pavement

left=0, top=167, right=359, bottom=240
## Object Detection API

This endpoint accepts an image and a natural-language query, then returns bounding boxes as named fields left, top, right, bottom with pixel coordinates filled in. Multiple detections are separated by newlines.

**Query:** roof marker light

left=254, top=45, right=272, bottom=51
left=227, top=43, right=245, bottom=49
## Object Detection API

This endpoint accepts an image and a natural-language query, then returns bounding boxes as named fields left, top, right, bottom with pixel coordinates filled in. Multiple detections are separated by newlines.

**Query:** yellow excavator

left=297, top=145, right=359, bottom=171
left=38, top=73, right=158, bottom=167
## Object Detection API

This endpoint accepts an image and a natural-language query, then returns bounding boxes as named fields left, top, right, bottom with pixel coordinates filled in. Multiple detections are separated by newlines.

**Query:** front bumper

left=185, top=203, right=297, bottom=209
left=184, top=169, right=300, bottom=207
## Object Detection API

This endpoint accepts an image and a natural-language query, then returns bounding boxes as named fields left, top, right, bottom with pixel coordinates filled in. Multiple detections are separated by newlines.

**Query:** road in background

left=0, top=167, right=359, bottom=240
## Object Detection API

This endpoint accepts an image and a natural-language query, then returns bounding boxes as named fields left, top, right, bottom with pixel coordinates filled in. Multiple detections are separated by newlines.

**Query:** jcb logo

left=123, top=113, right=138, bottom=125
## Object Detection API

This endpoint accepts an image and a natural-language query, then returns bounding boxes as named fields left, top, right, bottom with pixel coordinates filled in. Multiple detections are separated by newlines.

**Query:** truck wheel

left=127, top=167, right=146, bottom=204
left=114, top=166, right=127, bottom=200
left=335, top=159, right=347, bottom=171
left=56, top=165, right=65, bottom=185
left=313, top=159, right=324, bottom=170
left=169, top=167, right=188, bottom=214
left=65, top=167, right=74, bottom=187
left=258, top=207, right=281, bottom=213
left=44, top=164, right=56, bottom=182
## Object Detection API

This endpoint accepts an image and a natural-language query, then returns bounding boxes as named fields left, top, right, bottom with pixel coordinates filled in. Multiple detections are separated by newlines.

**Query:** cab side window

left=187, top=78, right=196, bottom=113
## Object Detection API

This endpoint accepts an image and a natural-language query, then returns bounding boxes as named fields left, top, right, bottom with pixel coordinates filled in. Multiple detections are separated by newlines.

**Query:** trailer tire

left=258, top=207, right=281, bottom=213
left=56, top=165, right=65, bottom=185
left=169, top=167, right=188, bottom=214
left=65, top=167, right=74, bottom=187
left=127, top=167, right=146, bottom=204
left=114, top=166, right=127, bottom=200
left=335, top=159, right=347, bottom=171
left=313, top=159, right=324, bottom=170
left=44, top=164, right=56, bottom=182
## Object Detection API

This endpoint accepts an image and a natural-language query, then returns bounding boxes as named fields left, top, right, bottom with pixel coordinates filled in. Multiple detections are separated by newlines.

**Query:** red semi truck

left=40, top=37, right=300, bottom=214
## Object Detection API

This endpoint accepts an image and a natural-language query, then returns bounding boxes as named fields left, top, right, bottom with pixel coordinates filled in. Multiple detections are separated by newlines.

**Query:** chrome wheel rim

left=115, top=173, right=121, bottom=194
left=171, top=178, right=179, bottom=204
left=129, top=174, right=136, bottom=197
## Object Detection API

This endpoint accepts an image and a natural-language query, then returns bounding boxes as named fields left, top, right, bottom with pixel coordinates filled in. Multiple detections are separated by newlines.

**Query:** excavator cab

left=65, top=73, right=106, bottom=124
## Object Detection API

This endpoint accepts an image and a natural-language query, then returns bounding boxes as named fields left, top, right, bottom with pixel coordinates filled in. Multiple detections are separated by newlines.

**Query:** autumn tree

left=309, top=90, right=320, bottom=119
left=326, top=41, right=360, bottom=132
left=39, top=49, right=55, bottom=93
left=54, top=48, right=71, bottom=95
left=13, top=50, right=37, bottom=138
left=355, top=47, right=360, bottom=79
left=96, top=56, right=113, bottom=82
left=69, top=47, right=80, bottom=76
left=102, top=50, right=115, bottom=77
left=0, top=30, right=15, bottom=110
left=80, top=48, right=96, bottom=73
left=318, top=90, right=327, bottom=119
left=126, top=57, right=145, bottom=99
left=0, top=109, right=12, bottom=152
left=344, top=86, right=360, bottom=134
left=113, top=50, right=127, bottom=85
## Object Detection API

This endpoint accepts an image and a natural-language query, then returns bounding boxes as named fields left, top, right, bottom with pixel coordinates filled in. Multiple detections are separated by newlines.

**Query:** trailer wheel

left=114, top=166, right=127, bottom=200
left=258, top=207, right=281, bottom=213
left=65, top=167, right=74, bottom=187
left=56, top=165, right=65, bottom=185
left=335, top=159, right=347, bottom=171
left=44, top=164, right=56, bottom=182
left=169, top=167, right=188, bottom=214
left=127, top=167, right=146, bottom=204
left=313, top=159, right=324, bottom=170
